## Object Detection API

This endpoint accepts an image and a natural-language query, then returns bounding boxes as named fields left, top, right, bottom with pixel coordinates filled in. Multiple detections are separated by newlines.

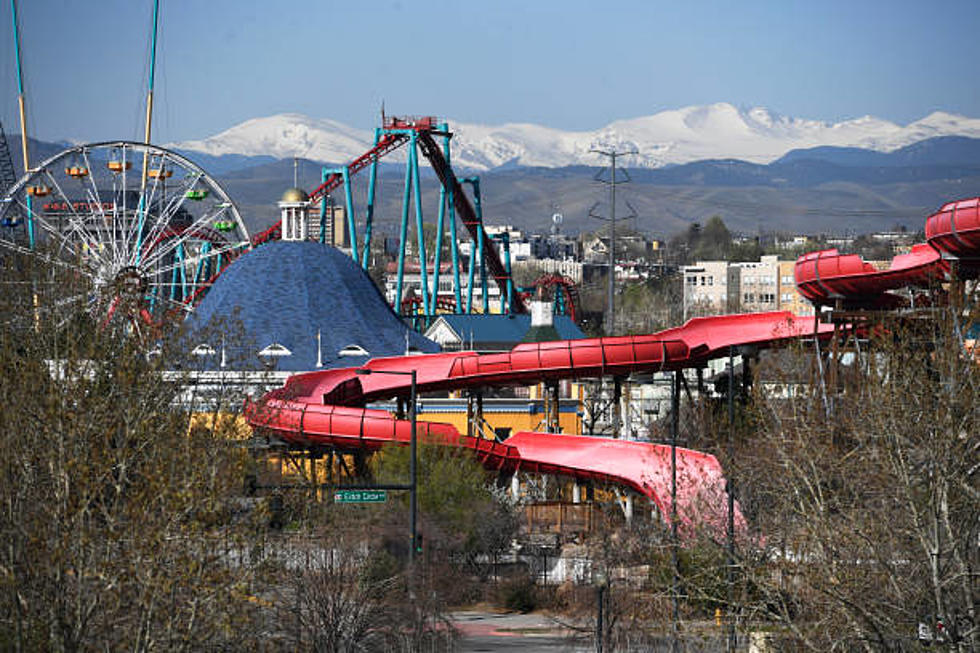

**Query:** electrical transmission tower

left=589, top=146, right=637, bottom=336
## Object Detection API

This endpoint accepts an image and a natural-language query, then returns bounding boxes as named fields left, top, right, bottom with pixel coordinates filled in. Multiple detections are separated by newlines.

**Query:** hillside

left=3, top=133, right=978, bottom=238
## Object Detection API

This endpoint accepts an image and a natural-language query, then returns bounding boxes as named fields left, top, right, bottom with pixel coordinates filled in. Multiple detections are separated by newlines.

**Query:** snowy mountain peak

left=169, top=104, right=980, bottom=172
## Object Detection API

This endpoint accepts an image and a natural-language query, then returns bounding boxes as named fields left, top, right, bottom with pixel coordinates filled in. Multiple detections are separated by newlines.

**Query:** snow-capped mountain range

left=170, top=103, right=980, bottom=172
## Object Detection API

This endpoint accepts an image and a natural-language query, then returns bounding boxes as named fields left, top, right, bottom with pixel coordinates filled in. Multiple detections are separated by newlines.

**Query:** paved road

left=451, top=611, right=594, bottom=652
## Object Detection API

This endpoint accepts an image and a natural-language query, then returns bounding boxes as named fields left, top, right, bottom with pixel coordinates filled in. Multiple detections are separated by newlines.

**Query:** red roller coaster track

left=533, top=273, right=580, bottom=321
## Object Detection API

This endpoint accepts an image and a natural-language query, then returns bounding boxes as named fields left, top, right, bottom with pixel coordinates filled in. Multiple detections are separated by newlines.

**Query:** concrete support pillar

left=572, top=483, right=581, bottom=504
left=510, top=474, right=520, bottom=502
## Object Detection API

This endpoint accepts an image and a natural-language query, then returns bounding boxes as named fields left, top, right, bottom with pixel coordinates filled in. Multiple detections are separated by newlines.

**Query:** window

left=338, top=344, right=370, bottom=357
left=192, top=343, right=216, bottom=356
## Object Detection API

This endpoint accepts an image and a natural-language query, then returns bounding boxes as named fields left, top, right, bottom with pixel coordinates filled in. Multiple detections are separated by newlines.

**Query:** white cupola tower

left=278, top=186, right=310, bottom=241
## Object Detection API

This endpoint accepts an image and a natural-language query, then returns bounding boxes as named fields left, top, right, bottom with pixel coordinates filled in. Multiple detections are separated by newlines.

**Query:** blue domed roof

left=186, top=241, right=439, bottom=370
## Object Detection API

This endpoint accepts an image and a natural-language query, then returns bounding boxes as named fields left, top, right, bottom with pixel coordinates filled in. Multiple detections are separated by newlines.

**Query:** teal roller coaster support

left=319, top=165, right=359, bottom=266
left=442, top=125, right=462, bottom=313
left=410, top=138, right=430, bottom=316
left=318, top=194, right=327, bottom=245
left=341, top=166, right=357, bottom=265
left=169, top=242, right=186, bottom=302
left=431, top=123, right=463, bottom=315
left=394, top=133, right=414, bottom=313
left=554, top=287, right=566, bottom=315
left=496, top=232, right=514, bottom=314
left=461, top=177, right=488, bottom=314
left=361, top=127, right=382, bottom=267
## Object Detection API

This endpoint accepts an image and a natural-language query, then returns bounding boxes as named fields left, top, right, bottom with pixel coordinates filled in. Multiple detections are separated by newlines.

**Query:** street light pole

left=409, top=369, right=417, bottom=567
left=355, top=367, right=419, bottom=566
left=594, top=571, right=607, bottom=653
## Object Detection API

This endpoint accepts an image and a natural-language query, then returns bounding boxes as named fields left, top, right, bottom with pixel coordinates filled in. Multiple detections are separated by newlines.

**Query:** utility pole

left=589, top=147, right=637, bottom=336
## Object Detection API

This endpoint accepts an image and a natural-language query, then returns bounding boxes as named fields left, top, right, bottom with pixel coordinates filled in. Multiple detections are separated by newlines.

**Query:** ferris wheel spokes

left=33, top=167, right=107, bottom=266
left=0, top=141, right=251, bottom=326
left=137, top=200, right=241, bottom=275
left=134, top=169, right=204, bottom=268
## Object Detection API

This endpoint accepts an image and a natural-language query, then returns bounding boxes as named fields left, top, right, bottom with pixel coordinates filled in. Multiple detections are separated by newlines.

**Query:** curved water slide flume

left=795, top=243, right=948, bottom=308
left=246, top=311, right=834, bottom=532
left=925, top=197, right=980, bottom=271
left=795, top=196, right=980, bottom=308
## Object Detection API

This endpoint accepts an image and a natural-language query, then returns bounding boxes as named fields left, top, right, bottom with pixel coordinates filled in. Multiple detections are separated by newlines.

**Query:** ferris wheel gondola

left=0, top=141, right=250, bottom=331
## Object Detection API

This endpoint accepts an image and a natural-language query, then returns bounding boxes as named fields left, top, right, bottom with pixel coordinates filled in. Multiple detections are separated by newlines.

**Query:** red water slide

left=925, top=196, right=980, bottom=271
left=795, top=243, right=947, bottom=308
left=794, top=196, right=980, bottom=307
left=246, top=311, right=833, bottom=530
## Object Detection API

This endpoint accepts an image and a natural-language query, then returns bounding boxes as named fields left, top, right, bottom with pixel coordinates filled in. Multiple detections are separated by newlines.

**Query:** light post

left=355, top=367, right=418, bottom=566
left=594, top=570, right=608, bottom=653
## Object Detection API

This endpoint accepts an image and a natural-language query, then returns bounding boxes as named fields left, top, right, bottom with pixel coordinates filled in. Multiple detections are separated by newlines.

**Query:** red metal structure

left=246, top=310, right=833, bottom=529
left=533, top=273, right=580, bottom=321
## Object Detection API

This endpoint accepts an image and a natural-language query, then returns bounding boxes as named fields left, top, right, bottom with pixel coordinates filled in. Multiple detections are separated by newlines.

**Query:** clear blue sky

left=2, top=0, right=979, bottom=144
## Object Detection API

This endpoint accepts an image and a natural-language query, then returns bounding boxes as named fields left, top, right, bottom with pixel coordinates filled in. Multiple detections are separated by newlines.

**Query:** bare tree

left=735, top=307, right=979, bottom=650
left=0, top=252, right=264, bottom=650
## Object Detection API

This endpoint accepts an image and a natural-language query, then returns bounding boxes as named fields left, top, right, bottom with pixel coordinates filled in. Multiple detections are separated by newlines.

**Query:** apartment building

left=777, top=260, right=814, bottom=316
left=728, top=255, right=780, bottom=313
left=681, top=260, right=729, bottom=318
left=685, top=256, right=816, bottom=318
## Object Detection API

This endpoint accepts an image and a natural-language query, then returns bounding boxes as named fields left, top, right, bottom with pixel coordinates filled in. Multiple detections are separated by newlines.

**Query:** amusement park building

left=186, top=240, right=439, bottom=372
left=424, top=313, right=585, bottom=353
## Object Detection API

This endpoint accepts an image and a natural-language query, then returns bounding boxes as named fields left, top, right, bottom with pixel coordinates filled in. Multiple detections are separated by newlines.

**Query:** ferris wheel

left=0, top=141, right=250, bottom=330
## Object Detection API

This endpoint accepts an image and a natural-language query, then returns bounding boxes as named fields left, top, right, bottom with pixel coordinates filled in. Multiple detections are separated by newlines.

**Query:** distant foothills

left=7, top=103, right=980, bottom=237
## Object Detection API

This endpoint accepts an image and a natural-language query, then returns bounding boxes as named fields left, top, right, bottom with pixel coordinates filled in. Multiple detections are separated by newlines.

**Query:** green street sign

left=333, top=489, right=387, bottom=504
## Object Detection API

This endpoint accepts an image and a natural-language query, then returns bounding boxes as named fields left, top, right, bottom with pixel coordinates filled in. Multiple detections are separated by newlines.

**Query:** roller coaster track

left=249, top=131, right=413, bottom=247
left=416, top=130, right=526, bottom=313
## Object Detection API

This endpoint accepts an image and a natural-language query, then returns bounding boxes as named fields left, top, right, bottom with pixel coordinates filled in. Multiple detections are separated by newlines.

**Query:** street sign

left=333, top=489, right=387, bottom=504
